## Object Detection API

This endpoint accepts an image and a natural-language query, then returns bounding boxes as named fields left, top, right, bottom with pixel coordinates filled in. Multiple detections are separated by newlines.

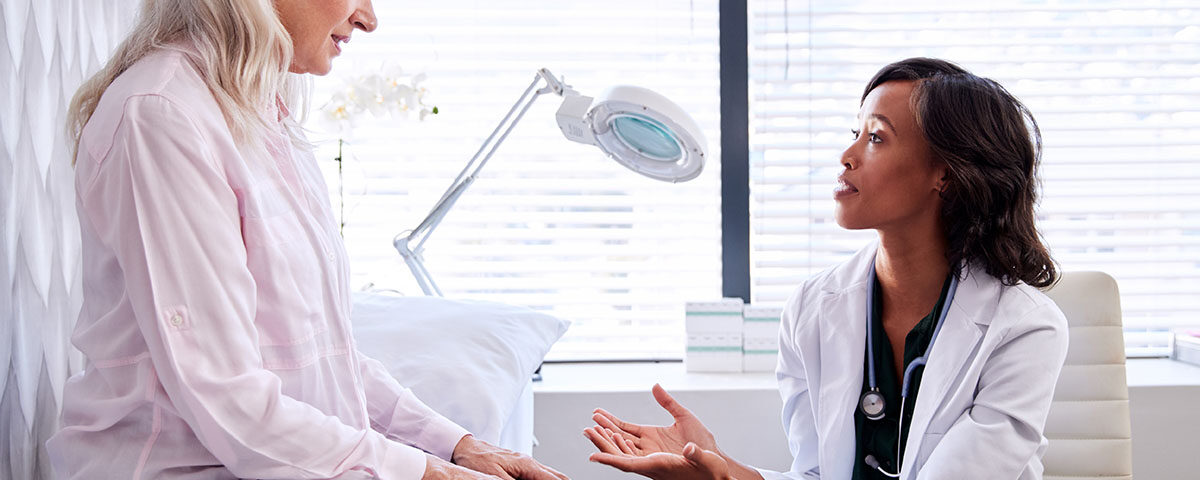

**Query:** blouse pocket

left=239, top=183, right=333, bottom=368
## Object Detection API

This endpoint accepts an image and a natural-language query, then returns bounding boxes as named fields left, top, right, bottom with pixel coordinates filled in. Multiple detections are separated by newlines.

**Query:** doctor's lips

left=834, top=176, right=859, bottom=199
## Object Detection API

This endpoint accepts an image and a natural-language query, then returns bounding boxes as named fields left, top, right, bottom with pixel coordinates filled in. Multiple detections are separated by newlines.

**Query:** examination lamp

left=394, top=68, right=707, bottom=296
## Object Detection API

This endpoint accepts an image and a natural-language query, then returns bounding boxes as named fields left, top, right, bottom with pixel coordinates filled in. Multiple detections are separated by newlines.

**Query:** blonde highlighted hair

left=68, top=0, right=304, bottom=162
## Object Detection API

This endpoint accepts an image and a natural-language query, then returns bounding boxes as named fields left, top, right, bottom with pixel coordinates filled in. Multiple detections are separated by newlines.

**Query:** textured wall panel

left=0, top=1, right=135, bottom=478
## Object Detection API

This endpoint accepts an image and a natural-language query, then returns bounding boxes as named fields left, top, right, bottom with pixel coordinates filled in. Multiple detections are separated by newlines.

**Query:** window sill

left=534, top=357, right=1200, bottom=393
left=534, top=361, right=775, bottom=394
left=1125, top=357, right=1200, bottom=387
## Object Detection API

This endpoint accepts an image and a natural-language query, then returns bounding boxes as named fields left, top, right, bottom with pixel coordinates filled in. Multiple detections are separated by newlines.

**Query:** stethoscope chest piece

left=860, top=388, right=886, bottom=420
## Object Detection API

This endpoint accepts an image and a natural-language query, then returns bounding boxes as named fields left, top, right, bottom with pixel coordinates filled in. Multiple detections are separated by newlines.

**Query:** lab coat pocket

left=915, top=431, right=946, bottom=472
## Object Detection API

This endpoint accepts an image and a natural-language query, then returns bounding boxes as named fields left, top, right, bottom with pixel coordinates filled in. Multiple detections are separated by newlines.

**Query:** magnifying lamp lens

left=612, top=115, right=683, bottom=162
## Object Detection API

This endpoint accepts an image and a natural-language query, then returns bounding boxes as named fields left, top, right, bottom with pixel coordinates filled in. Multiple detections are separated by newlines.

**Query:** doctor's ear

left=933, top=167, right=950, bottom=194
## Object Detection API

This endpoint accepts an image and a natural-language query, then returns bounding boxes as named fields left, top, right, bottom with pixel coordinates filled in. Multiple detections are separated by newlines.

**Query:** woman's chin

left=288, top=58, right=334, bottom=76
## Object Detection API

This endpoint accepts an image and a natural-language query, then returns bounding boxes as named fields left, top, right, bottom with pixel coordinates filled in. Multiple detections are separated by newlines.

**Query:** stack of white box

left=742, top=305, right=783, bottom=372
left=684, top=298, right=745, bottom=372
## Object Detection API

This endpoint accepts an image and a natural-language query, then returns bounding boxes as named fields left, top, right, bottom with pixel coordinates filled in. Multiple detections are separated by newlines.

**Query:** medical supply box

left=685, top=298, right=745, bottom=372
left=742, top=305, right=782, bottom=372
left=1174, top=332, right=1200, bottom=367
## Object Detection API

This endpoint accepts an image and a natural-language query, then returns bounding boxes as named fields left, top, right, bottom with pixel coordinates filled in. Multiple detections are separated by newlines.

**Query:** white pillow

left=350, top=293, right=569, bottom=444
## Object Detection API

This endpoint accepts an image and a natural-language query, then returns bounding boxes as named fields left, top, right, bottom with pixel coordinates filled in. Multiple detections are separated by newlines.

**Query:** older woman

left=584, top=58, right=1069, bottom=480
left=46, top=1, right=566, bottom=479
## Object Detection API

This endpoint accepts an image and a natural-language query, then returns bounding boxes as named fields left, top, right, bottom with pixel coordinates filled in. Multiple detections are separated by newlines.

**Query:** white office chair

left=1040, top=271, right=1133, bottom=480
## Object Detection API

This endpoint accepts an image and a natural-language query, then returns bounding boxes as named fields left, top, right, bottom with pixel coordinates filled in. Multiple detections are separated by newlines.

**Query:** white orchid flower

left=319, top=65, right=437, bottom=138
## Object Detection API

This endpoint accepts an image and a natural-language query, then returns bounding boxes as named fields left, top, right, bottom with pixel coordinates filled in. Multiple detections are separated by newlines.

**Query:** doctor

left=584, top=57, right=1069, bottom=480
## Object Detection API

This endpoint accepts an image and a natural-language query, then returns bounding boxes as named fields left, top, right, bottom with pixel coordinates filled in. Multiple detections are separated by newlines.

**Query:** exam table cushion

left=350, top=292, right=569, bottom=444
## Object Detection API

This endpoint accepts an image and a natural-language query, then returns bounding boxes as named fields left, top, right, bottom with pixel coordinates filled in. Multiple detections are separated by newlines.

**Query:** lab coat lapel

left=815, top=259, right=871, bottom=479
left=899, top=268, right=994, bottom=480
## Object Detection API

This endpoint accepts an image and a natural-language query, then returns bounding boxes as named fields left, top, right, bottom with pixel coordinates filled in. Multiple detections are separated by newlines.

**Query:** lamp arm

left=394, top=70, right=564, bottom=295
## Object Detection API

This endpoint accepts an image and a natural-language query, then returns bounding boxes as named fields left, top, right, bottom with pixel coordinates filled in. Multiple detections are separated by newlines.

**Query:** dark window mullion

left=720, top=0, right=751, bottom=302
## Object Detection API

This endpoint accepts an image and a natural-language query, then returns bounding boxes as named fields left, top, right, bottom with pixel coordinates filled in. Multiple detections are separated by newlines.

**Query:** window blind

left=748, top=1, right=1200, bottom=356
left=304, top=1, right=723, bottom=361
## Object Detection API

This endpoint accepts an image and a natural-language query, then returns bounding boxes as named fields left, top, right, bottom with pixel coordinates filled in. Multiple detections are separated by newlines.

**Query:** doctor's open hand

left=587, top=385, right=765, bottom=480
left=588, top=384, right=719, bottom=457
left=586, top=432, right=732, bottom=480
left=449, top=434, right=570, bottom=480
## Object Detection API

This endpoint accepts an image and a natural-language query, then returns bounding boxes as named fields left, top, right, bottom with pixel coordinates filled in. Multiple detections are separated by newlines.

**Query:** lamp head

left=555, top=84, right=707, bottom=183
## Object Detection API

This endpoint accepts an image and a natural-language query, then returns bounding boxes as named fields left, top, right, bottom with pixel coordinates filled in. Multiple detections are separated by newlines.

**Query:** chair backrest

left=1040, top=271, right=1133, bottom=480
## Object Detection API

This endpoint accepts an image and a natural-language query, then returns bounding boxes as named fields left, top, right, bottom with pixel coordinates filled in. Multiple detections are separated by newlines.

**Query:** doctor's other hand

left=589, top=384, right=718, bottom=456
left=588, top=438, right=733, bottom=480
left=451, top=434, right=570, bottom=480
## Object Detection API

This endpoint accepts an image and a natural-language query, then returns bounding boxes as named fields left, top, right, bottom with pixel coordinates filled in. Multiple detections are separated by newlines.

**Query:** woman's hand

left=450, top=435, right=569, bottom=480
left=586, top=432, right=732, bottom=480
left=423, top=454, right=502, bottom=480
left=588, top=384, right=719, bottom=456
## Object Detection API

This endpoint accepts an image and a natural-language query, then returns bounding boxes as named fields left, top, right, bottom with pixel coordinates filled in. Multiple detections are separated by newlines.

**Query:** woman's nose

left=351, top=0, right=377, bottom=33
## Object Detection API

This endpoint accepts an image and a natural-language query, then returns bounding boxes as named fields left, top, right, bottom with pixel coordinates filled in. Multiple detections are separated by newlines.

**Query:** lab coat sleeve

left=757, top=289, right=822, bottom=480
left=915, top=302, right=1069, bottom=479
left=358, top=350, right=471, bottom=459
left=84, top=94, right=429, bottom=480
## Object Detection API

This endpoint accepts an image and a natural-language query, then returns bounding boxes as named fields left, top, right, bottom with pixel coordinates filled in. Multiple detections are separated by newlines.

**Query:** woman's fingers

left=511, top=456, right=570, bottom=480
left=651, top=384, right=695, bottom=421
left=540, top=461, right=571, bottom=480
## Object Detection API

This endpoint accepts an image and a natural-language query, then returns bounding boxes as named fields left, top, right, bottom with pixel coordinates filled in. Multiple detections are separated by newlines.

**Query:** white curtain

left=1, top=1, right=136, bottom=478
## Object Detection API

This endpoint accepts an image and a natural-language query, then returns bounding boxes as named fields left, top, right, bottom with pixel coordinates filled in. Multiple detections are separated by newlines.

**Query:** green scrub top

left=851, top=274, right=952, bottom=480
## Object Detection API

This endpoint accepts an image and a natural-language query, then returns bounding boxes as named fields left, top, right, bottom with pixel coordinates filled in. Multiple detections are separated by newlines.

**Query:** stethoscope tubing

left=864, top=256, right=959, bottom=398
left=862, top=255, right=960, bottom=477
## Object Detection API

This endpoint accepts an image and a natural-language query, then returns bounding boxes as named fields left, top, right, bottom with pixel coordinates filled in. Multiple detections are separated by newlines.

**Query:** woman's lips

left=834, top=176, right=859, bottom=199
left=331, top=34, right=348, bottom=55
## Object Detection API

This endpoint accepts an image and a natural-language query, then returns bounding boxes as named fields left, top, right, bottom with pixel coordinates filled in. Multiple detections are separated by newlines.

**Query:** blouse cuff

left=421, top=417, right=471, bottom=461
left=378, top=441, right=429, bottom=480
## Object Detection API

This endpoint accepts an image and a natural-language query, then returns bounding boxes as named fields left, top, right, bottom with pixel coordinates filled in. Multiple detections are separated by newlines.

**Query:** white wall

left=532, top=360, right=1200, bottom=480
left=1128, top=385, right=1200, bottom=479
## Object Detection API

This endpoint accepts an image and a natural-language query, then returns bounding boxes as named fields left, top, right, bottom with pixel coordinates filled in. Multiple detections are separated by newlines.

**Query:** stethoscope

left=859, top=257, right=959, bottom=478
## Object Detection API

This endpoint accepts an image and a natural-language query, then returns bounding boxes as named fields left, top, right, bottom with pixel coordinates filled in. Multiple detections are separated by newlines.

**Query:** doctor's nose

left=839, top=147, right=857, bottom=170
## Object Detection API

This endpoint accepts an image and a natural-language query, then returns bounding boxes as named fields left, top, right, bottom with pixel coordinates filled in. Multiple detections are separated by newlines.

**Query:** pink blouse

left=46, top=46, right=469, bottom=479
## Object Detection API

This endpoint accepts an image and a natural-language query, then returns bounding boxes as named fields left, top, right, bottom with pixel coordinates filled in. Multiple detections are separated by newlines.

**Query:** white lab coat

left=760, top=243, right=1069, bottom=480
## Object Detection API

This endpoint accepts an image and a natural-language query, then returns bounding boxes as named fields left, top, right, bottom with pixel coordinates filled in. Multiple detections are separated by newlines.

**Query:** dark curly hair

left=862, top=57, right=1057, bottom=288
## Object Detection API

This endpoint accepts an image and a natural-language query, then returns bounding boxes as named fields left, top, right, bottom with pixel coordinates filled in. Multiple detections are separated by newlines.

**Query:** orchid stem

left=336, top=138, right=344, bottom=238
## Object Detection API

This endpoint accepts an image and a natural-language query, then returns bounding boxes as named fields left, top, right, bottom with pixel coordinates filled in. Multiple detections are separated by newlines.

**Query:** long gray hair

left=68, top=0, right=304, bottom=161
